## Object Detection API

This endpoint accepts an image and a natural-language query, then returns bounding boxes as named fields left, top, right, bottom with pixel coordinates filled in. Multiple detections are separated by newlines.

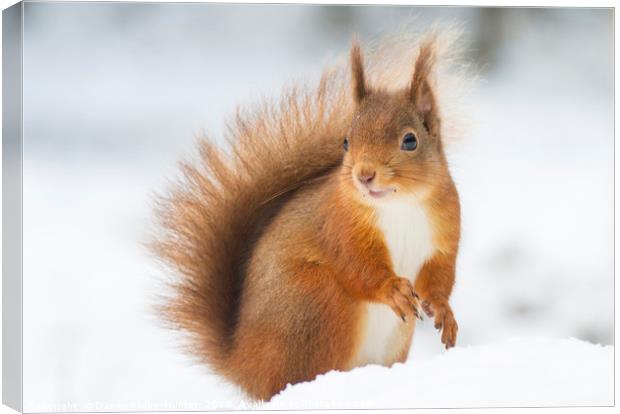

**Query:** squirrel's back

left=228, top=174, right=363, bottom=398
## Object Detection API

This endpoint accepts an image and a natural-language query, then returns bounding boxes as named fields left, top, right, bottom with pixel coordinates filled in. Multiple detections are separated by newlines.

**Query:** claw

left=413, top=306, right=422, bottom=320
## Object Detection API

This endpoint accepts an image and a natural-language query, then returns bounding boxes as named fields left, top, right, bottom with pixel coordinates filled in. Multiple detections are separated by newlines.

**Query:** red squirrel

left=154, top=35, right=461, bottom=401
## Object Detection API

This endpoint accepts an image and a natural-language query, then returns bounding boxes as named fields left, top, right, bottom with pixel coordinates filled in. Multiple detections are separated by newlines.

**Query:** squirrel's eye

left=401, top=132, right=418, bottom=151
left=343, top=137, right=349, bottom=152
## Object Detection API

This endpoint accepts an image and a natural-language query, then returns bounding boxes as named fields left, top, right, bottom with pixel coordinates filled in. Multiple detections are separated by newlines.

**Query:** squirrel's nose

left=357, top=171, right=376, bottom=185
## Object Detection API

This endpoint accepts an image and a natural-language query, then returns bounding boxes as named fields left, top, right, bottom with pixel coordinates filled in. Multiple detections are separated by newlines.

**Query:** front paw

left=422, top=299, right=458, bottom=349
left=379, top=277, right=421, bottom=322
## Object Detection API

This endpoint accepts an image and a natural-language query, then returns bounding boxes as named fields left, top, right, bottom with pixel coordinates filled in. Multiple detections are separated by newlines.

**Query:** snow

left=267, top=338, right=613, bottom=409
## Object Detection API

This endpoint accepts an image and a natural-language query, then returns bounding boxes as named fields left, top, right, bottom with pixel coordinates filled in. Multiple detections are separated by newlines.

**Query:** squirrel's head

left=341, top=39, right=448, bottom=205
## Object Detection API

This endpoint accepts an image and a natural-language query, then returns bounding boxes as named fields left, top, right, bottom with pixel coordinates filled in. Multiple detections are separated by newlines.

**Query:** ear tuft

left=410, top=37, right=440, bottom=135
left=350, top=39, right=367, bottom=104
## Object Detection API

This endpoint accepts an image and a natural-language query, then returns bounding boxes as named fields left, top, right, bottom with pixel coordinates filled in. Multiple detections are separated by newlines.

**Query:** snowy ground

left=16, top=5, right=613, bottom=411
left=267, top=338, right=613, bottom=409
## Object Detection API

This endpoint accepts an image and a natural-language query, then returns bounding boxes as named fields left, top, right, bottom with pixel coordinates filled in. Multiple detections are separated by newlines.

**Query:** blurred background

left=19, top=3, right=613, bottom=411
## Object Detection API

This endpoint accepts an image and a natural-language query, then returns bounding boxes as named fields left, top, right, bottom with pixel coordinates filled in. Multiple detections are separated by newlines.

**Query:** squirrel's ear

left=410, top=40, right=440, bottom=136
left=350, top=40, right=367, bottom=104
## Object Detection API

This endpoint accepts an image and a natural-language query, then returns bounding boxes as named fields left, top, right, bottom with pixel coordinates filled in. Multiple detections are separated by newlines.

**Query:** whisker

left=391, top=173, right=452, bottom=188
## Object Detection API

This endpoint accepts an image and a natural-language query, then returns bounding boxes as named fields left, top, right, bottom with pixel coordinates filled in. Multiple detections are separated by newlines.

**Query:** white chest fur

left=375, top=200, right=435, bottom=279
left=353, top=199, right=435, bottom=366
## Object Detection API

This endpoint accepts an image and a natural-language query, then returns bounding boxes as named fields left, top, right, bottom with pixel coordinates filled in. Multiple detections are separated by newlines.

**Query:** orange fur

left=154, top=33, right=463, bottom=401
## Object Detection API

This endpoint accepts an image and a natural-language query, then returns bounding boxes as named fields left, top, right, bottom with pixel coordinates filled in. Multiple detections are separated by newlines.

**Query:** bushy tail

left=151, top=25, right=471, bottom=375
left=152, top=70, right=352, bottom=372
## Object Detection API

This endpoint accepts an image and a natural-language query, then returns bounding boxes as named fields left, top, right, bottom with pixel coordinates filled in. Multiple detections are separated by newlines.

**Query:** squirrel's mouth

left=367, top=188, right=393, bottom=199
